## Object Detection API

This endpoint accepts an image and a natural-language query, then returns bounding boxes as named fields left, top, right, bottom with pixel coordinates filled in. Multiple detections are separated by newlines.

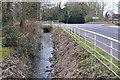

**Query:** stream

left=33, top=33, right=53, bottom=78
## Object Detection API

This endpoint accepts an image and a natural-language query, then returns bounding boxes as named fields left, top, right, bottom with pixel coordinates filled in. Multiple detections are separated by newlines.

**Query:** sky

left=50, top=0, right=119, bottom=14
left=105, top=0, right=119, bottom=13
left=2, top=0, right=119, bottom=13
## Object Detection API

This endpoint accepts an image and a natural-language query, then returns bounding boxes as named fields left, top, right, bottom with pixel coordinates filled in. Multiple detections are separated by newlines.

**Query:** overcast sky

left=50, top=0, right=119, bottom=14
left=2, top=0, right=119, bottom=13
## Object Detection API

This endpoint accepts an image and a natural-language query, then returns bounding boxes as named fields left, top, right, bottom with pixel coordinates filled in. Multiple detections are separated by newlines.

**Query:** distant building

left=112, top=14, right=120, bottom=21
left=107, top=10, right=120, bottom=21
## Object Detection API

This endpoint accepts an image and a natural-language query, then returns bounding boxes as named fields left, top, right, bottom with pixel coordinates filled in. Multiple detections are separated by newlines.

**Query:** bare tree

left=84, top=0, right=107, bottom=22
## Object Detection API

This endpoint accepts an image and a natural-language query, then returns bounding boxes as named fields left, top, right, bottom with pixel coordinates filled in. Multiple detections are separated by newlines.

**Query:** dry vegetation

left=52, top=27, right=116, bottom=78
left=1, top=21, right=42, bottom=78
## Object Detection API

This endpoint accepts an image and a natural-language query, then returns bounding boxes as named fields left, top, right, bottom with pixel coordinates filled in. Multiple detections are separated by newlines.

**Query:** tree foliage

left=42, top=2, right=87, bottom=23
left=2, top=2, right=41, bottom=57
left=2, top=2, right=41, bottom=26
left=43, top=2, right=107, bottom=23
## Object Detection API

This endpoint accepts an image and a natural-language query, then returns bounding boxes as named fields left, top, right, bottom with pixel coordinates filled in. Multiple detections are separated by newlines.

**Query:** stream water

left=33, top=33, right=53, bottom=78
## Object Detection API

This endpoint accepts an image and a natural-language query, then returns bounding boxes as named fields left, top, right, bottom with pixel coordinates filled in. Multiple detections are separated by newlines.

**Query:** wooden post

left=74, top=28, right=76, bottom=41
left=79, top=29, right=81, bottom=44
left=68, top=26, right=71, bottom=36
left=94, top=35, right=96, bottom=55
left=85, top=32, right=87, bottom=49
left=70, top=27, right=72, bottom=37
left=110, top=40, right=113, bottom=69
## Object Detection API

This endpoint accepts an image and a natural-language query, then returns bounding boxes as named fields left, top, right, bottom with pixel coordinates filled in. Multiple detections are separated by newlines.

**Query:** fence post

left=79, top=29, right=81, bottom=44
left=69, top=26, right=71, bottom=36
left=94, top=35, right=96, bottom=55
left=110, top=40, right=113, bottom=69
left=69, top=26, right=72, bottom=37
left=85, top=32, right=87, bottom=49
left=66, top=25, right=71, bottom=36
left=74, top=28, right=76, bottom=41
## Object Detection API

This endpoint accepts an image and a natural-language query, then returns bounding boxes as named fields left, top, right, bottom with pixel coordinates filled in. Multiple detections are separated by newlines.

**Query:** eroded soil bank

left=52, top=27, right=116, bottom=78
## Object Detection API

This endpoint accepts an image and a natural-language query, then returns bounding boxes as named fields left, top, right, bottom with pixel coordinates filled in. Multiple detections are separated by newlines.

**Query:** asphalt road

left=56, top=24, right=119, bottom=40
left=54, top=23, right=120, bottom=61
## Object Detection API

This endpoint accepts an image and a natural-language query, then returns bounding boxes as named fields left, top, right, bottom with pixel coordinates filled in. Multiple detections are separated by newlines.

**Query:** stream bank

left=51, top=27, right=116, bottom=78
left=2, top=21, right=42, bottom=78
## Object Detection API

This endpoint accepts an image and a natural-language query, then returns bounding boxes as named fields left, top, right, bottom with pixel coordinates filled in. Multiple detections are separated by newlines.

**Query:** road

left=55, top=24, right=119, bottom=40
left=53, top=23, right=120, bottom=61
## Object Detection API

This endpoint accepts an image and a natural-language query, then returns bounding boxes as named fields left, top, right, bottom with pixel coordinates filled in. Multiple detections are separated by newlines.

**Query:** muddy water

left=33, top=33, right=53, bottom=78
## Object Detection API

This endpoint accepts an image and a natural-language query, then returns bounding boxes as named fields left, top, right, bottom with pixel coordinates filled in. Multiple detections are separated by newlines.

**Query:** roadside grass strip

left=61, top=27, right=120, bottom=78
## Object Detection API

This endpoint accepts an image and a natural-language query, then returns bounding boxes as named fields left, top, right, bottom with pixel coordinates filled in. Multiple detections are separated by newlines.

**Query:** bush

left=85, top=15, right=93, bottom=22
left=2, top=25, right=39, bottom=57
left=16, top=34, right=39, bottom=57
left=2, top=26, right=20, bottom=47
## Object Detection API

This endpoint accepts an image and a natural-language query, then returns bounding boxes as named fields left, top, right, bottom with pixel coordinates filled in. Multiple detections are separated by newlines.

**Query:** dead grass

left=51, top=27, right=116, bottom=78
left=2, top=20, right=42, bottom=78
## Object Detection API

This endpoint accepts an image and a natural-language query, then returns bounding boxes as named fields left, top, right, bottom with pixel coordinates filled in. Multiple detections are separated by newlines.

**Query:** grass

left=0, top=37, right=10, bottom=58
left=79, top=58, right=92, bottom=69
left=87, top=21, right=119, bottom=24
left=61, top=27, right=120, bottom=77
left=0, top=30, right=10, bottom=58
left=53, top=60, right=59, bottom=64
left=101, top=24, right=118, bottom=28
left=102, top=24, right=116, bottom=26
left=48, top=24, right=119, bottom=77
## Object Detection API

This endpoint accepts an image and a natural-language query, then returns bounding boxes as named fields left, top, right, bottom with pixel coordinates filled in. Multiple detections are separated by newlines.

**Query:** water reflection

left=33, top=33, right=53, bottom=78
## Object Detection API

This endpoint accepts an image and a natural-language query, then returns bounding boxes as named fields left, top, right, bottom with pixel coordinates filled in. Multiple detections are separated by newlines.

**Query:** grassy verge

left=87, top=21, right=118, bottom=24
left=101, top=24, right=116, bottom=26
left=61, top=27, right=120, bottom=77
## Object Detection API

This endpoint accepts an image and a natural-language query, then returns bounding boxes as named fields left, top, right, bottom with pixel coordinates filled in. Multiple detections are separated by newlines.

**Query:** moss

left=0, top=47, right=10, bottom=58
left=53, top=60, right=59, bottom=64
left=29, top=68, right=35, bottom=72
left=51, top=73, right=59, bottom=79
left=52, top=76, right=59, bottom=79
left=50, top=61, right=59, bottom=68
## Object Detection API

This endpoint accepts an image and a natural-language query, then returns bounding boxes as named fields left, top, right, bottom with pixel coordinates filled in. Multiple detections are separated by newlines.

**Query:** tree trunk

left=20, top=2, right=25, bottom=32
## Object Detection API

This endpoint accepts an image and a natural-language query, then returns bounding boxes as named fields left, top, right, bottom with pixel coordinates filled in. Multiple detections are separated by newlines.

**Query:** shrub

left=16, top=34, right=39, bottom=57
left=2, top=25, right=39, bottom=57
left=2, top=26, right=20, bottom=47
left=85, top=15, right=93, bottom=22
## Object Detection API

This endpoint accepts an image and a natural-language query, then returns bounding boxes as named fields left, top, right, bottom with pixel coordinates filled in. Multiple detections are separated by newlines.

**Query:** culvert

left=42, top=26, right=52, bottom=33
